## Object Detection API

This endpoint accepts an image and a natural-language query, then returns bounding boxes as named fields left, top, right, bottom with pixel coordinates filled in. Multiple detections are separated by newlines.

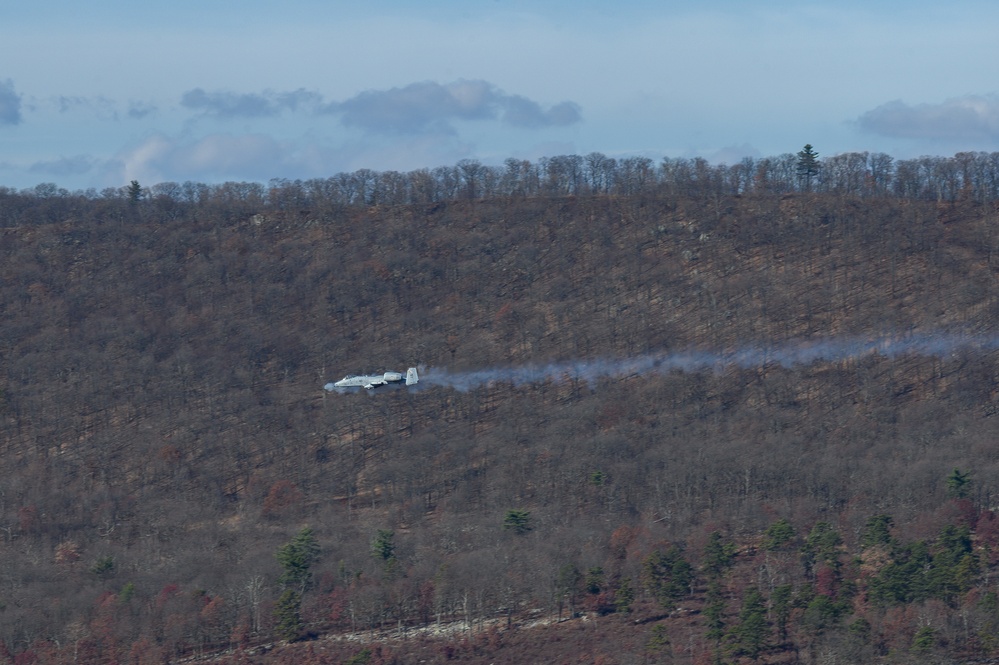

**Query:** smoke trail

left=417, top=332, right=999, bottom=392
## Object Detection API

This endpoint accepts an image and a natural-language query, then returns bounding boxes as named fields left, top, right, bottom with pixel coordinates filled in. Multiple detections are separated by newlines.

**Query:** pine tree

left=646, top=623, right=671, bottom=659
left=802, top=522, right=842, bottom=576
left=762, top=519, right=796, bottom=552
left=860, top=514, right=894, bottom=549
left=615, top=577, right=635, bottom=614
left=771, top=584, right=793, bottom=644
left=946, top=468, right=971, bottom=499
left=642, top=546, right=693, bottom=610
left=731, top=586, right=768, bottom=661
left=796, top=144, right=820, bottom=191
left=274, top=590, right=303, bottom=641
left=127, top=180, right=143, bottom=205
left=911, top=625, right=936, bottom=656
left=503, top=509, right=532, bottom=534
left=585, top=567, right=604, bottom=594
left=704, top=580, right=726, bottom=644
left=276, top=527, right=320, bottom=594
left=703, top=531, right=737, bottom=576
left=371, top=529, right=396, bottom=563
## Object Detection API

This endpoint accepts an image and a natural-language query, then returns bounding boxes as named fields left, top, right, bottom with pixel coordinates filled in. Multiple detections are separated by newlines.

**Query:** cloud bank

left=858, top=95, right=999, bottom=141
left=111, top=130, right=477, bottom=186
left=118, top=133, right=296, bottom=184
left=94, top=80, right=583, bottom=184
left=181, top=88, right=323, bottom=118
left=327, top=80, right=582, bottom=134
left=179, top=80, right=582, bottom=135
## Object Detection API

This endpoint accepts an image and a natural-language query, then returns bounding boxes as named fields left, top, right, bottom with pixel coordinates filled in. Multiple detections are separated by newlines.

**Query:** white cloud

left=118, top=133, right=291, bottom=184
left=112, top=130, right=479, bottom=186
left=174, top=80, right=582, bottom=138
left=326, top=80, right=582, bottom=135
left=857, top=95, right=999, bottom=141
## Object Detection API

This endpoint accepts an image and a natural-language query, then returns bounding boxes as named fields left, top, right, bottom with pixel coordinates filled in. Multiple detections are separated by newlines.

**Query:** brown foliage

left=261, top=480, right=305, bottom=519
left=3, top=184, right=999, bottom=662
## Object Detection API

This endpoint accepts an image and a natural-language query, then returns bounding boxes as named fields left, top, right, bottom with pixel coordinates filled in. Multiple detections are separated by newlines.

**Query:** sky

left=3, top=0, right=999, bottom=191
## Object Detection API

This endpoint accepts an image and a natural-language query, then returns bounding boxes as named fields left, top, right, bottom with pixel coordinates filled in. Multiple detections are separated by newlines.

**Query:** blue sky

left=2, top=0, right=999, bottom=191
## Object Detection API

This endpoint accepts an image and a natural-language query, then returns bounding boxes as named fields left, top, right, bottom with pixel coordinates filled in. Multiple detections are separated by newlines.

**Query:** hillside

left=3, top=175, right=999, bottom=663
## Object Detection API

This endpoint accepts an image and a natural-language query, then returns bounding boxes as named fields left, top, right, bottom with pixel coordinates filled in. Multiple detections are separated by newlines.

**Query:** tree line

left=4, top=150, right=999, bottom=225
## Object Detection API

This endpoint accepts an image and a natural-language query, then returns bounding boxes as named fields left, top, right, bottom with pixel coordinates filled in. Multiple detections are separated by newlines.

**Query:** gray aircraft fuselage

left=325, top=367, right=419, bottom=391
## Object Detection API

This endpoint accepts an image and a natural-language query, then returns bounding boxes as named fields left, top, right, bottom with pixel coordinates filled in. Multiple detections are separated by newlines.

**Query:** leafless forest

left=4, top=151, right=999, bottom=663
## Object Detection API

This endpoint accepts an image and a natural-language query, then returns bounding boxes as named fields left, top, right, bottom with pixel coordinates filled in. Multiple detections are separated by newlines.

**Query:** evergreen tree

left=796, top=144, right=820, bottom=191
left=802, top=522, right=842, bottom=576
left=730, top=586, right=768, bottom=661
left=946, top=468, right=971, bottom=499
left=276, top=527, right=320, bottom=594
left=930, top=523, right=976, bottom=599
left=503, top=509, right=532, bottom=534
left=860, top=514, right=894, bottom=549
left=371, top=529, right=396, bottom=563
left=118, top=582, right=136, bottom=603
left=977, top=592, right=999, bottom=653
left=345, top=648, right=373, bottom=665
left=704, top=580, right=726, bottom=644
left=127, top=180, right=143, bottom=205
left=762, top=518, right=796, bottom=552
left=371, top=528, right=399, bottom=579
left=801, top=593, right=840, bottom=635
left=274, top=590, right=304, bottom=641
left=771, top=584, right=793, bottom=644
left=615, top=577, right=635, bottom=614
left=869, top=540, right=933, bottom=604
left=273, top=530, right=318, bottom=641
left=90, top=555, right=116, bottom=579
left=646, top=623, right=671, bottom=660
left=642, top=545, right=693, bottom=610
left=702, top=531, right=737, bottom=577
left=844, top=617, right=872, bottom=663
left=911, top=625, right=936, bottom=657
left=585, top=566, right=604, bottom=594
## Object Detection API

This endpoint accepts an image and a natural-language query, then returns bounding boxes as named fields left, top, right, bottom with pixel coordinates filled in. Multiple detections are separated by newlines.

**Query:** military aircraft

left=325, top=367, right=419, bottom=391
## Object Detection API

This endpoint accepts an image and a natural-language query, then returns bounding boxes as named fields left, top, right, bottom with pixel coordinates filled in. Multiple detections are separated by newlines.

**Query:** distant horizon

left=0, top=147, right=989, bottom=198
left=3, top=1, right=999, bottom=191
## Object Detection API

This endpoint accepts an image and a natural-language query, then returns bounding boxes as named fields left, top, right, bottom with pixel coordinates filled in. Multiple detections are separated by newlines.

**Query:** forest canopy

left=3, top=149, right=999, bottom=663
left=4, top=149, right=999, bottom=221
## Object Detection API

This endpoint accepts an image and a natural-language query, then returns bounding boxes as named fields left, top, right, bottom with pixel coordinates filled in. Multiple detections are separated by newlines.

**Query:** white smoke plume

left=416, top=332, right=999, bottom=392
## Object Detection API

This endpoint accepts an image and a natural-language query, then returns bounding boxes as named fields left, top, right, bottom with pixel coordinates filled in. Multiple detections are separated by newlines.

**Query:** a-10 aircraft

left=325, top=367, right=419, bottom=391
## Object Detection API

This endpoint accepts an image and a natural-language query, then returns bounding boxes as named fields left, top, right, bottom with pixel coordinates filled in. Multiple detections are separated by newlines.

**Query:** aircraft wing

left=328, top=368, right=418, bottom=391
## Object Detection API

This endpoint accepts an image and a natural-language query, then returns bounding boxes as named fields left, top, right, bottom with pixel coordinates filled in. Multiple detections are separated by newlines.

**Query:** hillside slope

left=2, top=191, right=999, bottom=663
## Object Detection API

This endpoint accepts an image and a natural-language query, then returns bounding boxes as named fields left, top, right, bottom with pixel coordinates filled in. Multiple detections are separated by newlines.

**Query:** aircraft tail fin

left=405, top=367, right=419, bottom=385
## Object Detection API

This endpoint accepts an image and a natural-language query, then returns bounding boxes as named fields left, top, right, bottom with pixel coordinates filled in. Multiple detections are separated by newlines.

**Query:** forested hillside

left=4, top=152, right=999, bottom=663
